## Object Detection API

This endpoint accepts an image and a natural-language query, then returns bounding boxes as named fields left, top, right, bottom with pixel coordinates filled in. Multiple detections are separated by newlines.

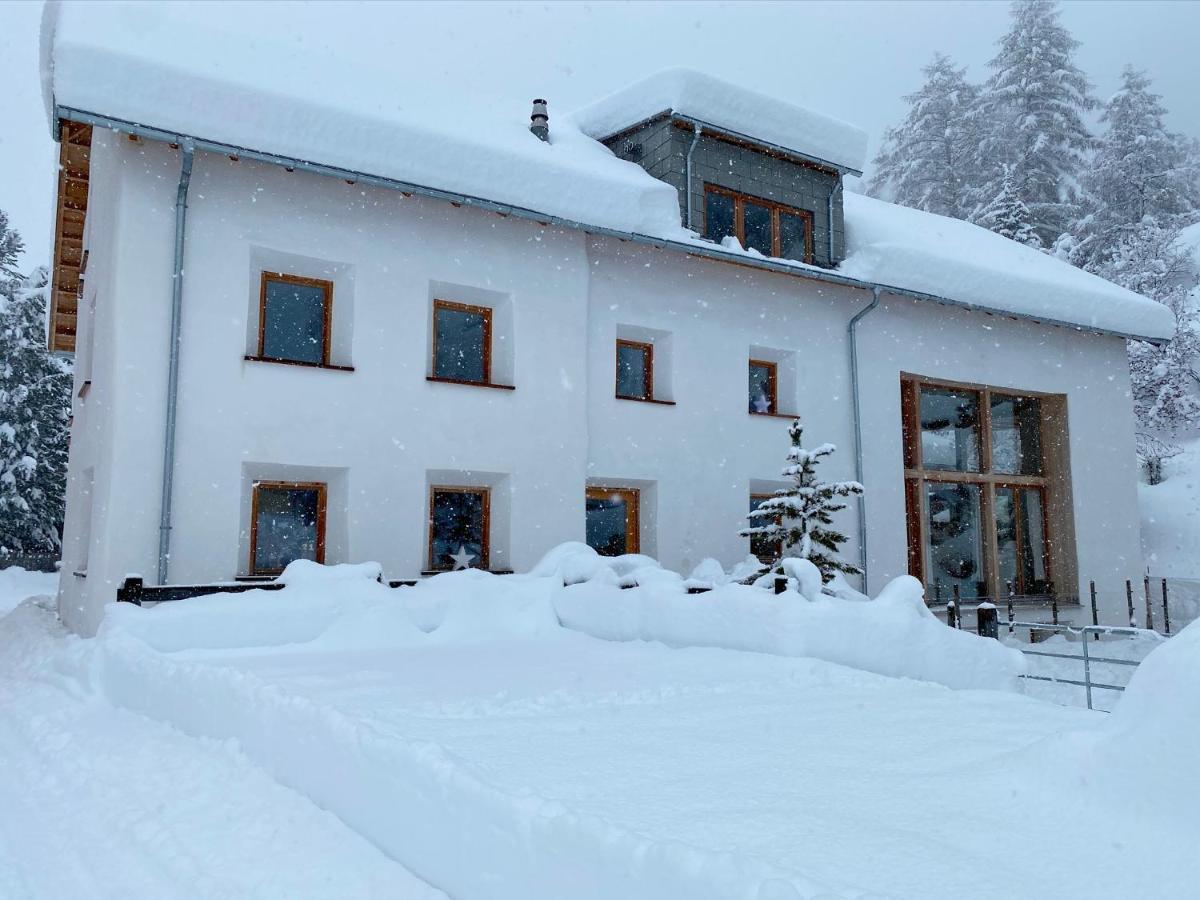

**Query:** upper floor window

left=249, top=481, right=327, bottom=576
left=432, top=300, right=492, bottom=385
left=258, top=273, right=333, bottom=365
left=749, top=359, right=778, bottom=415
left=616, top=339, right=653, bottom=401
left=703, top=186, right=814, bottom=263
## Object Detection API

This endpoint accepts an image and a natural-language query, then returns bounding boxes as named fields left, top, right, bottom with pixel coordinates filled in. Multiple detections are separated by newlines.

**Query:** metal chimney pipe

left=530, top=99, right=549, bottom=141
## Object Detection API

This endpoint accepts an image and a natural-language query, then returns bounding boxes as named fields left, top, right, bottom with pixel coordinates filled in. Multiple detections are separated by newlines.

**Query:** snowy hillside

left=2, top=553, right=1198, bottom=898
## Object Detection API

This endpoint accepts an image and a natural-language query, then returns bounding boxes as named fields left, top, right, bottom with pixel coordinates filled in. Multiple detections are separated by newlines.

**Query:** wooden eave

left=48, top=120, right=92, bottom=354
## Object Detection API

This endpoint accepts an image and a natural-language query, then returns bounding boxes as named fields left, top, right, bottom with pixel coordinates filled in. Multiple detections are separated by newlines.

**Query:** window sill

left=750, top=411, right=798, bottom=420
left=426, top=376, right=515, bottom=391
left=616, top=395, right=676, bottom=406
left=421, top=568, right=513, bottom=577
left=244, top=355, right=355, bottom=372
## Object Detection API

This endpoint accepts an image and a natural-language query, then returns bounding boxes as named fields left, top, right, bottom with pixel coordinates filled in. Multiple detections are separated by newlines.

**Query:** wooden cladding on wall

left=49, top=121, right=93, bottom=354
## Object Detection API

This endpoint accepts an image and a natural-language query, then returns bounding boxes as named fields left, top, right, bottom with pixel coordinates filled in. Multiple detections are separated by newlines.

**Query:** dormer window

left=703, top=186, right=814, bottom=264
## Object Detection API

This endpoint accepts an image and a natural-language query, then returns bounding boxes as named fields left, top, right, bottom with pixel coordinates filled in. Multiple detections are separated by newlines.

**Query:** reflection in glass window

left=919, top=386, right=981, bottom=472
left=749, top=360, right=776, bottom=414
left=749, top=494, right=782, bottom=562
left=742, top=200, right=773, bottom=255
left=433, top=301, right=491, bottom=384
left=586, top=488, right=639, bottom=556
left=704, top=191, right=735, bottom=244
left=779, top=212, right=809, bottom=262
left=991, top=395, right=1043, bottom=475
left=995, top=486, right=1049, bottom=595
left=616, top=341, right=652, bottom=400
left=430, top=487, right=488, bottom=570
left=252, top=483, right=325, bottom=574
left=925, top=481, right=984, bottom=599
left=261, top=275, right=329, bottom=364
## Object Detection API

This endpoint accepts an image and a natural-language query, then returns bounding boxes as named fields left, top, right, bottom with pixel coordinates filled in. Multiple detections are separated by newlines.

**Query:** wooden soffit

left=49, top=120, right=92, bottom=354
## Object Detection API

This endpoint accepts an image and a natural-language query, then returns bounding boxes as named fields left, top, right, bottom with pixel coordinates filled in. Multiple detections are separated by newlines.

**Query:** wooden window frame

left=994, top=483, right=1052, bottom=597
left=248, top=480, right=328, bottom=576
left=428, top=485, right=491, bottom=571
left=615, top=339, right=654, bottom=402
left=430, top=299, right=494, bottom=387
left=256, top=272, right=334, bottom=367
left=749, top=492, right=783, bottom=563
left=901, top=375, right=1053, bottom=603
left=585, top=486, right=641, bottom=556
left=704, top=184, right=815, bottom=264
left=748, top=358, right=779, bottom=416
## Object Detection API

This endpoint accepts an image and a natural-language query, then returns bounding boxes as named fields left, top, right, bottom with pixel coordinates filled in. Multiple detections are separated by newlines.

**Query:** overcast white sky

left=2, top=0, right=1198, bottom=268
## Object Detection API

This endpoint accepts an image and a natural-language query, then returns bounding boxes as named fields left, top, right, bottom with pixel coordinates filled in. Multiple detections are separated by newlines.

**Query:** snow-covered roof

left=41, top=2, right=1175, bottom=343
left=569, top=68, right=869, bottom=175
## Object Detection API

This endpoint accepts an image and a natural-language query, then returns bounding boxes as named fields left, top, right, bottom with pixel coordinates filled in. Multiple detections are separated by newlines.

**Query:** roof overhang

left=48, top=118, right=91, bottom=355
left=53, top=106, right=1170, bottom=347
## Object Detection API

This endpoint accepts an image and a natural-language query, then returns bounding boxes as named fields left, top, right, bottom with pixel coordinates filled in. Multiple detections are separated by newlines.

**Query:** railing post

left=977, top=603, right=999, bottom=639
left=1080, top=626, right=1094, bottom=711
left=773, top=572, right=788, bottom=595
left=1051, top=588, right=1059, bottom=626
left=1126, top=579, right=1135, bottom=627
left=952, top=584, right=962, bottom=629
left=1161, top=578, right=1171, bottom=636
left=1089, top=580, right=1099, bottom=641
left=1006, top=580, right=1015, bottom=635
left=1143, top=574, right=1154, bottom=632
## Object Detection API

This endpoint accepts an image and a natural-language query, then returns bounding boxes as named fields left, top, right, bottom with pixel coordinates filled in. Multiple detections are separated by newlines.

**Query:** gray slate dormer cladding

left=603, top=116, right=845, bottom=268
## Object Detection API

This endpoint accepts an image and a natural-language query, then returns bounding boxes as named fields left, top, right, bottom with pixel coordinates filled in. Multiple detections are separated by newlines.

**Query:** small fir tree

left=0, top=215, right=73, bottom=555
left=976, top=166, right=1043, bottom=247
left=741, top=418, right=863, bottom=582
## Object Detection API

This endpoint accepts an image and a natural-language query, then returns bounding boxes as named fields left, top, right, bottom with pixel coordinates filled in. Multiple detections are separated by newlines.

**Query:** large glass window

left=258, top=273, right=331, bottom=365
left=250, top=482, right=326, bottom=575
left=748, top=359, right=778, bottom=415
left=585, top=487, right=640, bottom=557
left=616, top=340, right=653, bottom=401
left=433, top=300, right=491, bottom=384
left=702, top=186, right=814, bottom=263
left=991, top=394, right=1043, bottom=475
left=925, top=482, right=985, bottom=600
left=429, top=487, right=489, bottom=571
left=902, top=376, right=1058, bottom=602
left=919, top=386, right=981, bottom=472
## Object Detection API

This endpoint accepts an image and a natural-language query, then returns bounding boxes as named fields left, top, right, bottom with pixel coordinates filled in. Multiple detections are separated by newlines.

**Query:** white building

left=42, top=5, right=1173, bottom=635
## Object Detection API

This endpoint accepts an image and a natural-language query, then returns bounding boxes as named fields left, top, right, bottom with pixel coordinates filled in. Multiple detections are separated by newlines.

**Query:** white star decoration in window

left=449, top=544, right=476, bottom=570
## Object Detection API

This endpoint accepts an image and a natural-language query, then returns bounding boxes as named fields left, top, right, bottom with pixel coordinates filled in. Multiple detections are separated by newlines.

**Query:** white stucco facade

left=57, top=135, right=1147, bottom=635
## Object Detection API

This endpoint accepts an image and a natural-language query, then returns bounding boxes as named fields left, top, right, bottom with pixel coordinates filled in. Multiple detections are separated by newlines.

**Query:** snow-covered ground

left=0, top=567, right=57, bottom=616
left=1, top=556, right=1197, bottom=899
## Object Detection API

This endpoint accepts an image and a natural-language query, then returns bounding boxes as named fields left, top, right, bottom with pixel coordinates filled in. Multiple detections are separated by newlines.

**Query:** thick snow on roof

left=43, top=2, right=1173, bottom=342
left=841, top=193, right=1176, bottom=340
left=570, top=68, right=869, bottom=174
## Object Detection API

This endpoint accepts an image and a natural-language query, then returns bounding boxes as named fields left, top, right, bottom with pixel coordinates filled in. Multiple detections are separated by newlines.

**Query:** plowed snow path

left=0, top=601, right=443, bottom=900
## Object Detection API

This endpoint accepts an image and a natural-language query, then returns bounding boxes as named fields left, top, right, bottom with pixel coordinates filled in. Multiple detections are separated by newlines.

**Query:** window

left=432, top=300, right=492, bottom=385
left=585, top=487, right=640, bottom=556
left=616, top=339, right=653, bottom=401
left=429, top=486, right=489, bottom=570
left=703, top=186, right=814, bottom=263
left=902, top=376, right=1052, bottom=602
left=258, top=273, right=333, bottom=365
left=249, top=481, right=327, bottom=575
left=749, top=359, right=778, bottom=415
left=749, top=494, right=783, bottom=562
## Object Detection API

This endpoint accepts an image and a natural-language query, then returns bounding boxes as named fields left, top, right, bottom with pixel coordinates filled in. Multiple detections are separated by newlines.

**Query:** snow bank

left=43, top=5, right=1173, bottom=341
left=841, top=193, right=1176, bottom=341
left=0, top=567, right=59, bottom=616
left=555, top=575, right=1023, bottom=691
left=571, top=67, right=868, bottom=173
left=1078, top=620, right=1200, bottom=825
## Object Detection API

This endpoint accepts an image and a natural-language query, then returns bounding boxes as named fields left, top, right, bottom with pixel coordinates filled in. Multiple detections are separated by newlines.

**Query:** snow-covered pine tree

left=0, top=215, right=73, bottom=555
left=975, top=166, right=1042, bottom=247
left=972, top=0, right=1095, bottom=247
left=740, top=418, right=863, bottom=582
left=869, top=54, right=981, bottom=219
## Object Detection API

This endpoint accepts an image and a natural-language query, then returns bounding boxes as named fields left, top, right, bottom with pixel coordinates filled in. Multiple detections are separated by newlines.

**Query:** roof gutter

left=157, top=141, right=194, bottom=584
left=54, top=106, right=1170, bottom=346
left=848, top=286, right=881, bottom=592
